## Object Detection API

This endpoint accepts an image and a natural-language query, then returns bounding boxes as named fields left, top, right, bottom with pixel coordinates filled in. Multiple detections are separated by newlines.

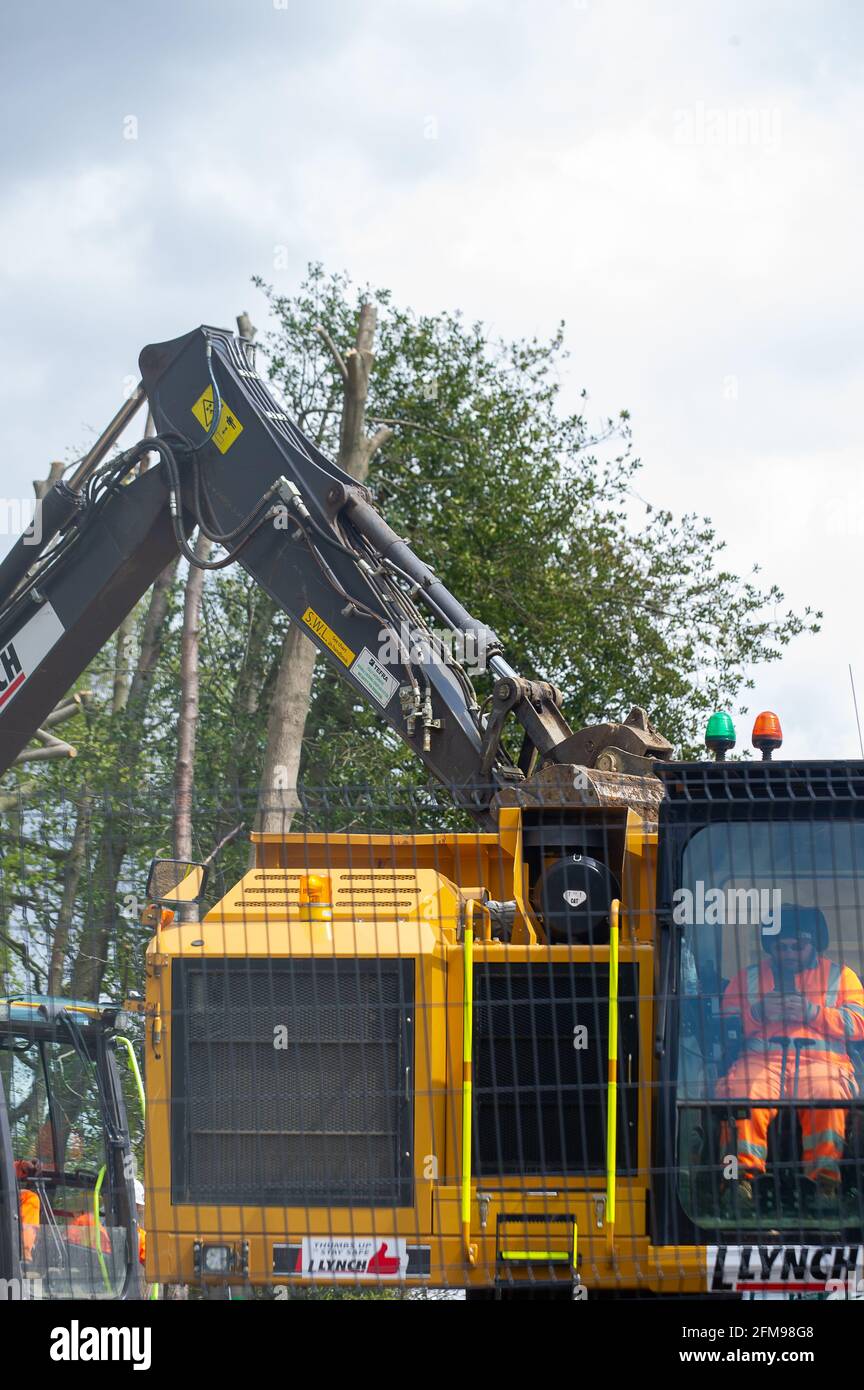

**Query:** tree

left=253, top=264, right=818, bottom=792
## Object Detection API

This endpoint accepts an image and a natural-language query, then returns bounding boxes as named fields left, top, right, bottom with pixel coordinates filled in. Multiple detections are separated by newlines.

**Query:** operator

left=716, top=904, right=864, bottom=1202
left=68, top=1142, right=111, bottom=1256
left=135, top=1178, right=146, bottom=1266
left=13, top=1160, right=40, bottom=1261
left=15, top=1137, right=82, bottom=1261
left=68, top=1206, right=112, bottom=1252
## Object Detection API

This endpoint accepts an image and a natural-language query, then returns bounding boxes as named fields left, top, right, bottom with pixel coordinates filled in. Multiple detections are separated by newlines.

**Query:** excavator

left=0, top=995, right=143, bottom=1299
left=0, top=324, right=862, bottom=1300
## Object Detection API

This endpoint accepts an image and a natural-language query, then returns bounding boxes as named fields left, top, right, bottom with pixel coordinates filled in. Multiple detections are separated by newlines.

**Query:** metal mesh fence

left=2, top=767, right=864, bottom=1301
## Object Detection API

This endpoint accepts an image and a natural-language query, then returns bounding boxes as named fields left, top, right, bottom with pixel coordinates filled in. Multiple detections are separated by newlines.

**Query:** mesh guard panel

left=171, top=958, right=414, bottom=1206
left=473, top=963, right=639, bottom=1176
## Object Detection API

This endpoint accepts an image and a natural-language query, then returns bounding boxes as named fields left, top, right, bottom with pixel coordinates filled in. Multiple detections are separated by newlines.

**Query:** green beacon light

left=705, top=711, right=735, bottom=762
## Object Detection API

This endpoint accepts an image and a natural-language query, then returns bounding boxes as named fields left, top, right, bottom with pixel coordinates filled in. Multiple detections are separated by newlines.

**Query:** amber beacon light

left=298, top=872, right=333, bottom=922
left=752, top=710, right=783, bottom=760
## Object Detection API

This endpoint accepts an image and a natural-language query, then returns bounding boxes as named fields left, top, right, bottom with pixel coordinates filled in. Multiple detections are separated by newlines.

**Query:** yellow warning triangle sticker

left=191, top=385, right=244, bottom=454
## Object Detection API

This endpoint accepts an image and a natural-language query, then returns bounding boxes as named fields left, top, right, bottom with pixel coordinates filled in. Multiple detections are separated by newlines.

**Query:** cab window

left=675, top=819, right=864, bottom=1229
left=2, top=1037, right=129, bottom=1297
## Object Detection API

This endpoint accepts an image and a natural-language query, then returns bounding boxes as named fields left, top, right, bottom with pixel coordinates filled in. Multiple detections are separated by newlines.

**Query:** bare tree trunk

left=256, top=626, right=317, bottom=831
left=111, top=612, right=136, bottom=714
left=33, top=461, right=64, bottom=501
left=256, top=304, right=393, bottom=833
left=219, top=592, right=277, bottom=809
left=70, top=557, right=180, bottom=1002
left=48, top=790, right=91, bottom=994
left=112, top=415, right=155, bottom=714
left=128, top=556, right=179, bottom=709
left=173, top=531, right=211, bottom=862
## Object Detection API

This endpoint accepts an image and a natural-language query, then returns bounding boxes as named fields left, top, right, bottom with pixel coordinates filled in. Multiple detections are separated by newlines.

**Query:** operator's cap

left=761, top=903, right=829, bottom=953
left=134, top=1179, right=145, bottom=1207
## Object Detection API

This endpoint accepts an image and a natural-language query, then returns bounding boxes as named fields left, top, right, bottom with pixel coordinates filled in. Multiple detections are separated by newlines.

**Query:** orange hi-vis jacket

left=13, top=1162, right=41, bottom=1261
left=720, top=956, right=864, bottom=1182
left=18, top=1189, right=40, bottom=1260
left=68, top=1210, right=112, bottom=1254
left=722, top=956, right=864, bottom=1063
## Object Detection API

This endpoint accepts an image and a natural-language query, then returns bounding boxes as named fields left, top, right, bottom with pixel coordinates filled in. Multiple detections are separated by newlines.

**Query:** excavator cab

left=0, top=997, right=141, bottom=1299
left=654, top=760, right=864, bottom=1246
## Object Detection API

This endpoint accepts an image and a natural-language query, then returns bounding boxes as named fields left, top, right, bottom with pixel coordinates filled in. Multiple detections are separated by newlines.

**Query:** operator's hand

left=758, top=995, right=815, bottom=1026
left=779, top=996, right=818, bottom=1026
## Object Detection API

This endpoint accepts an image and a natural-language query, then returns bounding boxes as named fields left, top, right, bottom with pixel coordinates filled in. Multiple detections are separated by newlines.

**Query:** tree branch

left=32, top=726, right=73, bottom=749
left=369, top=417, right=465, bottom=446
left=364, top=424, right=394, bottom=462
left=202, top=822, right=245, bottom=866
left=0, top=781, right=37, bottom=813
left=0, top=830, right=68, bottom=861
left=314, top=323, right=349, bottom=382
left=13, top=743, right=76, bottom=765
left=41, top=692, right=92, bottom=730
left=0, top=929, right=42, bottom=985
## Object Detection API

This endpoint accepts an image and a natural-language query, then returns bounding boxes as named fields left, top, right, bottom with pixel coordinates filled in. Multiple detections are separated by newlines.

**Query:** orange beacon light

left=752, top=711, right=783, bottom=760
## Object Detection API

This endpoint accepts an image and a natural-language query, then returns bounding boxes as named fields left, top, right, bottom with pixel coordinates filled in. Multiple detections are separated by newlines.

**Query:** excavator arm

left=0, top=325, right=669, bottom=822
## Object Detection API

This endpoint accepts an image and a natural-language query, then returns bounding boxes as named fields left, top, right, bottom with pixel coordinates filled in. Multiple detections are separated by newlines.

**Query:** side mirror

left=145, top=858, right=208, bottom=907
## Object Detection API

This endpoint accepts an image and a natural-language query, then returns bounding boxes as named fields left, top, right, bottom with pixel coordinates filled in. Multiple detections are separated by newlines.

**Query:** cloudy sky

left=2, top=0, right=862, bottom=757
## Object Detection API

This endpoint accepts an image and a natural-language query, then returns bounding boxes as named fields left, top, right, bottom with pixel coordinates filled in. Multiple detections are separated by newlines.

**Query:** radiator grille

left=473, top=963, right=639, bottom=1176
left=171, top=959, right=414, bottom=1206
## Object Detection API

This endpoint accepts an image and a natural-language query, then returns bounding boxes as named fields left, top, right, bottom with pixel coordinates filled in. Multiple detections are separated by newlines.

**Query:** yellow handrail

left=461, top=902, right=481, bottom=1266
left=606, top=899, right=621, bottom=1252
